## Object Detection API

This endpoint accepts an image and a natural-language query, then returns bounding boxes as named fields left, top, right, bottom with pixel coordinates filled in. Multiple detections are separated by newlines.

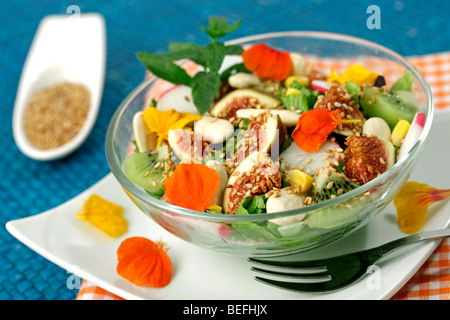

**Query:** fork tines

left=248, top=257, right=332, bottom=284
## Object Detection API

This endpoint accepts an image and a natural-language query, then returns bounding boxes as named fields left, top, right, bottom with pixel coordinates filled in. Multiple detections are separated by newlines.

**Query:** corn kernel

left=285, top=75, right=310, bottom=88
left=391, top=119, right=410, bottom=146
left=286, top=169, right=314, bottom=193
left=285, top=87, right=302, bottom=96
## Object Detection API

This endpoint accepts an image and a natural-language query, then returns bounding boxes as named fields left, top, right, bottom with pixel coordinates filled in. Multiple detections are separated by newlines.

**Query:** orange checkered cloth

left=76, top=51, right=450, bottom=300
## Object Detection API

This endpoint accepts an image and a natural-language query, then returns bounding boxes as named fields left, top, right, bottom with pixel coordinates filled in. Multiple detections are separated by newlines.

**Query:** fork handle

left=378, top=228, right=450, bottom=255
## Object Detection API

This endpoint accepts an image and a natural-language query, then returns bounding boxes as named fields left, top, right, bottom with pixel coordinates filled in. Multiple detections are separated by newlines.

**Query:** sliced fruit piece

left=397, top=112, right=425, bottom=161
left=167, top=128, right=208, bottom=162
left=308, top=169, right=359, bottom=204
left=223, top=152, right=282, bottom=214
left=314, top=83, right=365, bottom=136
left=204, top=160, right=229, bottom=208
left=343, top=135, right=395, bottom=185
left=280, top=139, right=341, bottom=174
left=157, top=85, right=199, bottom=115
left=123, top=145, right=173, bottom=197
left=360, top=86, right=419, bottom=129
left=234, top=113, right=286, bottom=162
left=132, top=111, right=157, bottom=152
left=193, top=116, right=234, bottom=144
left=236, top=108, right=300, bottom=127
left=209, top=88, right=280, bottom=119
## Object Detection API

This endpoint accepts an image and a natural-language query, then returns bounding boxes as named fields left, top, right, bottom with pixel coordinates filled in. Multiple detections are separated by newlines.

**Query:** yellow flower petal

left=142, top=107, right=200, bottom=147
left=77, top=194, right=127, bottom=237
left=327, top=65, right=378, bottom=86
left=394, top=182, right=450, bottom=234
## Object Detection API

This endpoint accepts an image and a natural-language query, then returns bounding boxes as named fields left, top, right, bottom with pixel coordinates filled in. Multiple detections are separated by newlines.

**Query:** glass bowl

left=106, top=32, right=433, bottom=257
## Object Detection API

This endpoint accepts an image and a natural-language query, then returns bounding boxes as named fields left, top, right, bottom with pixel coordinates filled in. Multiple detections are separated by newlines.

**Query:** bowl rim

left=106, top=30, right=434, bottom=222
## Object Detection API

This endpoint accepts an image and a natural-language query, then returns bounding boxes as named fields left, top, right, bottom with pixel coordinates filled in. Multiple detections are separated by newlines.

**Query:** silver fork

left=248, top=228, right=450, bottom=293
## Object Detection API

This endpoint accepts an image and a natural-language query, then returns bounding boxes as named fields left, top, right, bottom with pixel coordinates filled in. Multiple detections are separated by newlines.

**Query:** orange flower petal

left=242, top=43, right=267, bottom=71
left=242, top=43, right=292, bottom=80
left=164, top=162, right=220, bottom=211
left=117, top=237, right=172, bottom=287
left=291, top=109, right=341, bottom=152
left=394, top=182, right=450, bottom=234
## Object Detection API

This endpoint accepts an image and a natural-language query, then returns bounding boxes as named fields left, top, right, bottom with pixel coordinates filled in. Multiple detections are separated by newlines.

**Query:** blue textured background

left=0, top=0, right=449, bottom=300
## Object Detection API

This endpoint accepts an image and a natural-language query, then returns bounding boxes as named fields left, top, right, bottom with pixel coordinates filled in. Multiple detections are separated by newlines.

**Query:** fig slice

left=314, top=83, right=364, bottom=136
left=223, top=151, right=282, bottom=214
left=167, top=128, right=208, bottom=162
left=234, top=113, right=287, bottom=162
left=343, top=134, right=395, bottom=185
left=209, top=88, right=280, bottom=119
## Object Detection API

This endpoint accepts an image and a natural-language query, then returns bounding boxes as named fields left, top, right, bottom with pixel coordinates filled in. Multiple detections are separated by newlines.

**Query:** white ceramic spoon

left=12, top=13, right=106, bottom=161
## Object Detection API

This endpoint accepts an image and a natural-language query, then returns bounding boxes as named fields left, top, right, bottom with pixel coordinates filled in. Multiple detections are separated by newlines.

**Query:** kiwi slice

left=306, top=170, right=361, bottom=229
left=361, top=86, right=419, bottom=129
left=123, top=145, right=171, bottom=197
left=309, top=169, right=359, bottom=204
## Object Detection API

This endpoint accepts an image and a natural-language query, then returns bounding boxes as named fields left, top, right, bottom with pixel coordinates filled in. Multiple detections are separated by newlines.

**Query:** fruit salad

left=122, top=17, right=425, bottom=246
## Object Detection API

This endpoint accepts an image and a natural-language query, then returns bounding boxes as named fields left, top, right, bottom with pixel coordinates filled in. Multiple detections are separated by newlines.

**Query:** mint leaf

left=191, top=72, right=221, bottom=115
left=201, top=16, right=241, bottom=41
left=168, top=42, right=206, bottom=66
left=204, top=42, right=226, bottom=74
left=137, top=52, right=192, bottom=86
left=225, top=44, right=244, bottom=55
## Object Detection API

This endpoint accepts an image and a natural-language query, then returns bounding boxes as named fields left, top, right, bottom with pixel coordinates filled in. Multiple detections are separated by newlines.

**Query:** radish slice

left=311, top=80, right=331, bottom=93
left=397, top=112, right=426, bottom=161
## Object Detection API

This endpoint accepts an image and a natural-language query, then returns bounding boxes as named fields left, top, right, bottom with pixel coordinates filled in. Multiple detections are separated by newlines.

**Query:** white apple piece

left=157, top=85, right=199, bottom=114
